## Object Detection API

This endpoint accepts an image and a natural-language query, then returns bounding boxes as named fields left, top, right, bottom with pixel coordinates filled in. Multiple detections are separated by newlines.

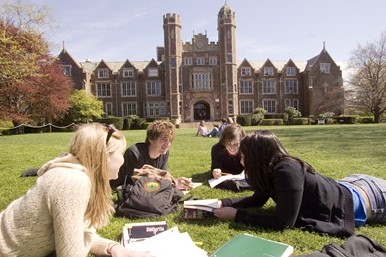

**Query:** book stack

left=121, top=221, right=168, bottom=246
left=125, top=226, right=208, bottom=257
left=210, top=233, right=294, bottom=257
left=183, top=199, right=221, bottom=220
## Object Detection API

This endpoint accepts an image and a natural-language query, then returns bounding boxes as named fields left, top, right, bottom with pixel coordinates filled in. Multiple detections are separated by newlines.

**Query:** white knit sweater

left=0, top=154, right=116, bottom=257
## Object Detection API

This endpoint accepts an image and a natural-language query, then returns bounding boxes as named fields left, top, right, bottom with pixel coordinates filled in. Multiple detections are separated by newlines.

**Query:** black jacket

left=210, top=142, right=244, bottom=175
left=221, top=159, right=354, bottom=237
left=110, top=143, right=169, bottom=188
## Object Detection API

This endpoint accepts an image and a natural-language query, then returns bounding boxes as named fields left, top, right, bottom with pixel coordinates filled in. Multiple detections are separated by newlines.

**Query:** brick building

left=58, top=3, right=344, bottom=123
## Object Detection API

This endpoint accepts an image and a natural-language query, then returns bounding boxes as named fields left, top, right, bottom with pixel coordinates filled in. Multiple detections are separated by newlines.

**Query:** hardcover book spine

left=184, top=208, right=214, bottom=220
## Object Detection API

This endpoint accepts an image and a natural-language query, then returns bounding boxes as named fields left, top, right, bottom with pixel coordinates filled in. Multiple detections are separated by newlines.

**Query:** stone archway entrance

left=193, top=101, right=210, bottom=121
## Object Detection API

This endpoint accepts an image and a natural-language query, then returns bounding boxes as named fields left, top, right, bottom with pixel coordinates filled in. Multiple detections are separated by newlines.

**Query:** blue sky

left=39, top=0, right=386, bottom=64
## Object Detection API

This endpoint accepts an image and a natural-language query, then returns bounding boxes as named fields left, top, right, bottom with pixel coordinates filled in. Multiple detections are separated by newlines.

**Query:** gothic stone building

left=58, top=4, right=344, bottom=123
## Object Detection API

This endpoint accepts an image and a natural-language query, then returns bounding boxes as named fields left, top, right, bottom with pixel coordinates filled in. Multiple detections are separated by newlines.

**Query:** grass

left=1, top=124, right=386, bottom=255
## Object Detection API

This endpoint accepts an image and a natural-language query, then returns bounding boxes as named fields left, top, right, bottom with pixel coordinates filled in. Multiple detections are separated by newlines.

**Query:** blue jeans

left=339, top=174, right=386, bottom=223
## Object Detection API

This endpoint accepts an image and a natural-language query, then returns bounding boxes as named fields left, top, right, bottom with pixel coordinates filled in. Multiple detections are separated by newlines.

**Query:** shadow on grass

left=191, top=170, right=212, bottom=183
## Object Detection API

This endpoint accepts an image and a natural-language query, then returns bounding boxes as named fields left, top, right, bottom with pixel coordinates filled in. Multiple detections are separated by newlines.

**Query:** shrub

left=284, top=107, right=301, bottom=125
left=123, top=118, right=130, bottom=130
left=95, top=117, right=124, bottom=130
left=273, top=119, right=284, bottom=125
left=357, top=116, right=374, bottom=124
left=293, top=118, right=310, bottom=125
left=320, top=112, right=335, bottom=119
left=265, top=114, right=284, bottom=119
left=236, top=115, right=251, bottom=126
left=251, top=108, right=266, bottom=125
left=141, top=122, right=152, bottom=129
left=131, top=118, right=147, bottom=130
left=260, top=119, right=284, bottom=126
left=0, top=120, right=14, bottom=135
left=336, top=115, right=357, bottom=124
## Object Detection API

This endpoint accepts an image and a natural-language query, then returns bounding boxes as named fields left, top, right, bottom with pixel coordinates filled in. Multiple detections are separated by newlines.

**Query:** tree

left=65, top=90, right=104, bottom=123
left=29, top=60, right=73, bottom=123
left=0, top=0, right=71, bottom=125
left=348, top=31, right=386, bottom=123
left=318, top=84, right=345, bottom=115
left=0, top=59, right=73, bottom=124
left=0, top=0, right=53, bottom=85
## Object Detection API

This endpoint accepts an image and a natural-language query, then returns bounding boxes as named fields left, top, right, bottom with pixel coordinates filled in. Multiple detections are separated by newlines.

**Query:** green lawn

left=1, top=124, right=386, bottom=255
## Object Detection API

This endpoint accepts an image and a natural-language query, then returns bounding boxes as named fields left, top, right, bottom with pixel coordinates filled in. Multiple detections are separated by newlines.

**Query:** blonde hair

left=69, top=123, right=126, bottom=228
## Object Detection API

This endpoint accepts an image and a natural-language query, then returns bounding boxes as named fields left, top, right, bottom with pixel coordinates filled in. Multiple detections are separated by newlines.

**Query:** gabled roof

left=239, top=58, right=253, bottom=68
left=57, top=48, right=82, bottom=69
left=145, top=59, right=161, bottom=69
left=80, top=61, right=98, bottom=73
left=243, top=60, right=307, bottom=73
left=78, top=60, right=162, bottom=74
left=305, top=44, right=337, bottom=71
left=132, top=61, right=155, bottom=71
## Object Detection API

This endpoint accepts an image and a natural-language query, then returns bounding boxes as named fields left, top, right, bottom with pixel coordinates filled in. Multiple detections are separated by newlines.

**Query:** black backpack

left=115, top=175, right=184, bottom=218
left=297, top=234, right=386, bottom=257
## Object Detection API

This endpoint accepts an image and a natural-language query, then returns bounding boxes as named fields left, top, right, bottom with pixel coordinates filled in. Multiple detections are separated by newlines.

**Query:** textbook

left=210, top=233, right=294, bottom=257
left=183, top=199, right=221, bottom=220
left=125, top=226, right=208, bottom=257
left=121, top=221, right=168, bottom=246
left=208, top=172, right=246, bottom=188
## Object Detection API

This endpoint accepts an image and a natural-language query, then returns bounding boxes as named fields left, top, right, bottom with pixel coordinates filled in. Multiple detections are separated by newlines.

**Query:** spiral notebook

left=210, top=233, right=294, bottom=257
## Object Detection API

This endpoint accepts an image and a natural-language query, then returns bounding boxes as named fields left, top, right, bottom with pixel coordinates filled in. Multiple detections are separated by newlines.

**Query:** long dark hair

left=240, top=130, right=314, bottom=193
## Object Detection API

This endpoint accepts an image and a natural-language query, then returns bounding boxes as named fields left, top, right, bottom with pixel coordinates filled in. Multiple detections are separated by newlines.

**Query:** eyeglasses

left=226, top=142, right=240, bottom=153
left=226, top=142, right=239, bottom=149
left=104, top=123, right=115, bottom=144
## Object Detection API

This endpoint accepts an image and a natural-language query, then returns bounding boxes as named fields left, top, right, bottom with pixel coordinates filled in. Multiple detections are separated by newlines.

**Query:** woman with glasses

left=0, top=123, right=152, bottom=257
left=210, top=123, right=249, bottom=191
left=213, top=130, right=386, bottom=237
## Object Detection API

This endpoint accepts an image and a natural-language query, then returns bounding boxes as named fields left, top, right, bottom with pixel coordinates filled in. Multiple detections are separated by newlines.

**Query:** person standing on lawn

left=110, top=119, right=193, bottom=190
left=0, top=123, right=152, bottom=257
left=213, top=130, right=386, bottom=237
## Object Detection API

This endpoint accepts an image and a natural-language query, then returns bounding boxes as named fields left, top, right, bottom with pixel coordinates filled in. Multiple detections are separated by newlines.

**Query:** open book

left=125, top=226, right=208, bottom=257
left=208, top=172, right=246, bottom=188
left=210, top=233, right=294, bottom=257
left=183, top=199, right=221, bottom=219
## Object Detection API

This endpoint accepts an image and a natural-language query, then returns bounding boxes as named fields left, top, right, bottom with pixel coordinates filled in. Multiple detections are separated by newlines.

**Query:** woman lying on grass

left=0, top=123, right=152, bottom=257
left=213, top=130, right=386, bottom=237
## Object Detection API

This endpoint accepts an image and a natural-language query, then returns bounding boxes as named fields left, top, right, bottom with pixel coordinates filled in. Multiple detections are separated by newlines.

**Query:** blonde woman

left=0, top=123, right=152, bottom=257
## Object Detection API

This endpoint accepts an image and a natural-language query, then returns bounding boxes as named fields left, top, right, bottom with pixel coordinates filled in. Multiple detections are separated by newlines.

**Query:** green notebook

left=210, top=233, right=294, bottom=257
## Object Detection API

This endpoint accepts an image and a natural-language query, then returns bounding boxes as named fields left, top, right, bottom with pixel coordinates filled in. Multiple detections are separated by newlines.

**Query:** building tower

left=163, top=13, right=183, bottom=124
left=217, top=4, right=238, bottom=120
